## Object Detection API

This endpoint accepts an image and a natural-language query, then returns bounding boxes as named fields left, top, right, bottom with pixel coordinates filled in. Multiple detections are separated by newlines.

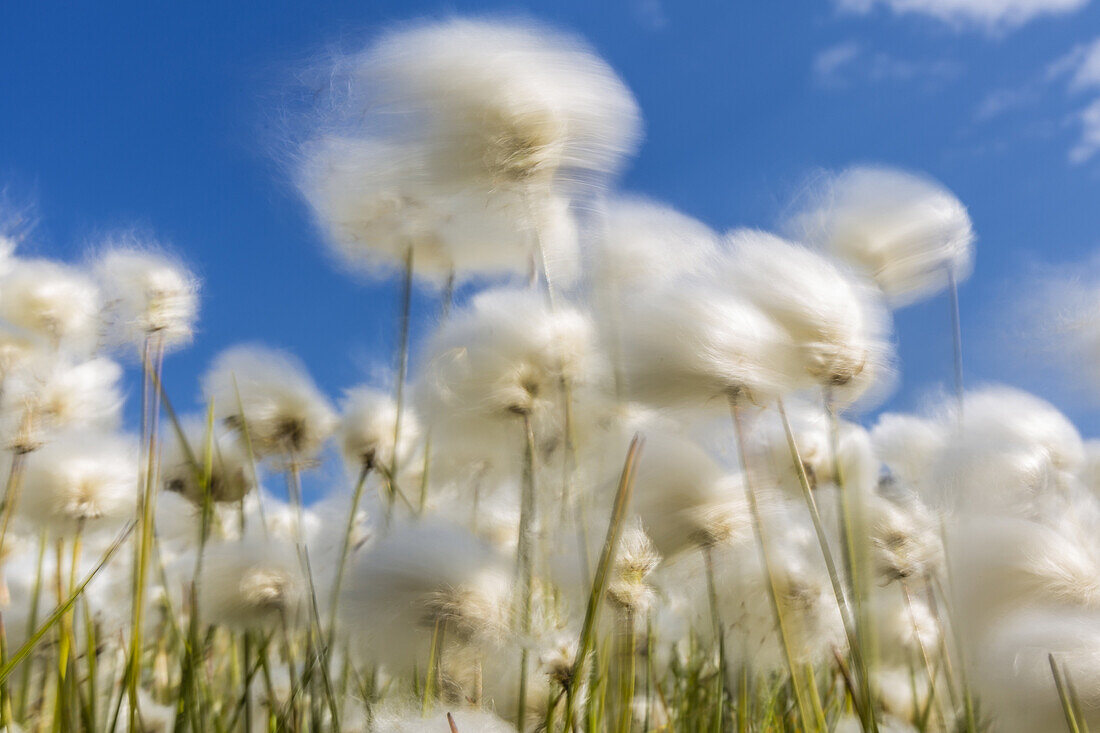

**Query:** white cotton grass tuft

left=0, top=259, right=101, bottom=352
left=946, top=515, right=1100, bottom=639
left=417, top=287, right=599, bottom=427
left=871, top=412, right=945, bottom=492
left=337, top=386, right=420, bottom=473
left=719, top=228, right=895, bottom=403
left=607, top=520, right=662, bottom=614
left=616, top=275, right=802, bottom=409
left=867, top=492, right=943, bottom=582
left=18, top=431, right=138, bottom=537
left=202, top=344, right=337, bottom=461
left=92, top=241, right=199, bottom=351
left=971, top=606, right=1100, bottom=733
left=787, top=166, right=974, bottom=307
left=339, top=518, right=511, bottom=673
left=629, top=431, right=752, bottom=558
left=0, top=355, right=123, bottom=453
left=927, top=386, right=1084, bottom=514
left=198, top=537, right=304, bottom=630
left=160, top=417, right=256, bottom=505
left=297, top=136, right=580, bottom=284
left=351, top=18, right=640, bottom=191
left=710, top=507, right=846, bottom=674
left=588, top=196, right=718, bottom=294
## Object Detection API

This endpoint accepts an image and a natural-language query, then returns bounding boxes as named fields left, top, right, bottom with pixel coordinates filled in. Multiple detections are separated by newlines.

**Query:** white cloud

left=813, top=41, right=960, bottom=88
left=836, top=0, right=1089, bottom=31
left=1053, top=38, right=1100, bottom=90
left=633, top=0, right=668, bottom=30
left=1069, top=98, right=1100, bottom=162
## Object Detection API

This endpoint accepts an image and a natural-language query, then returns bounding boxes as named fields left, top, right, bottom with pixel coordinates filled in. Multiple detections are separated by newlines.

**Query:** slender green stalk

left=1050, top=654, right=1082, bottom=733
left=615, top=607, right=636, bottom=733
left=421, top=618, right=446, bottom=715
left=129, top=333, right=165, bottom=732
left=327, top=462, right=371, bottom=639
left=701, top=544, right=729, bottom=731
left=0, top=521, right=135, bottom=685
left=729, top=398, right=814, bottom=732
left=778, top=398, right=874, bottom=728
left=515, top=412, right=538, bottom=732
left=947, top=266, right=964, bottom=411
left=563, top=435, right=643, bottom=732
left=387, top=246, right=414, bottom=525
left=0, top=450, right=28, bottom=557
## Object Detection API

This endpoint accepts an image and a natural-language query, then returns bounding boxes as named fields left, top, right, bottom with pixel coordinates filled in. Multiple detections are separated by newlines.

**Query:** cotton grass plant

left=2, top=14, right=1099, bottom=733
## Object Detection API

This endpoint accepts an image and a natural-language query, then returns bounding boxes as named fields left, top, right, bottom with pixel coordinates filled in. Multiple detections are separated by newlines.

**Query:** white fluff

left=616, top=276, right=803, bottom=409
left=629, top=431, right=752, bottom=557
left=589, top=196, right=718, bottom=293
left=416, top=287, right=599, bottom=469
left=160, top=417, right=256, bottom=505
left=971, top=607, right=1100, bottom=733
left=0, top=259, right=101, bottom=352
left=0, top=355, right=123, bottom=453
left=337, top=386, right=419, bottom=473
left=93, top=244, right=199, bottom=350
left=339, top=518, right=511, bottom=674
left=928, top=386, right=1083, bottom=514
left=298, top=136, right=580, bottom=283
left=355, top=18, right=640, bottom=190
left=947, top=515, right=1100, bottom=637
left=788, top=166, right=974, bottom=306
left=202, top=345, right=336, bottom=460
left=720, top=229, right=894, bottom=402
left=871, top=412, right=945, bottom=492
left=198, top=537, right=304, bottom=630
left=18, top=431, right=138, bottom=536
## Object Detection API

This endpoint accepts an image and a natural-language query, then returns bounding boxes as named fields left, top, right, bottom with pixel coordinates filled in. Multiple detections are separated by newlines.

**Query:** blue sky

left=2, top=0, right=1100, bottom=437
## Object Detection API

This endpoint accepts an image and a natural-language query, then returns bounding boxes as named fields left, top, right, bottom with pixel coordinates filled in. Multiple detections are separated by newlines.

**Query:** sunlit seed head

left=0, top=259, right=101, bottom=352
left=93, top=242, right=199, bottom=350
left=787, top=165, right=974, bottom=307
left=202, top=344, right=336, bottom=461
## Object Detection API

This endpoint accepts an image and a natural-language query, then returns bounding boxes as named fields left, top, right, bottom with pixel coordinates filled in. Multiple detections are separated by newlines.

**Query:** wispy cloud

left=834, top=0, right=1089, bottom=32
left=974, top=36, right=1100, bottom=163
left=632, top=0, right=668, bottom=31
left=813, top=41, right=960, bottom=89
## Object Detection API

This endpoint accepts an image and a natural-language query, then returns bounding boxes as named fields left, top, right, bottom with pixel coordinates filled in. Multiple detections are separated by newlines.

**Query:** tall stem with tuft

left=563, top=435, right=643, bottom=732
left=388, top=246, right=414, bottom=525
left=947, top=266, right=963, bottom=412
left=729, top=397, right=814, bottom=731
left=515, top=412, right=538, bottom=732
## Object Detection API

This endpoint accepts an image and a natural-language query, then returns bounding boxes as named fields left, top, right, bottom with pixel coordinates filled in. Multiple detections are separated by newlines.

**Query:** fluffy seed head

left=339, top=518, right=511, bottom=672
left=0, top=259, right=101, bottom=352
left=338, top=386, right=420, bottom=473
left=616, top=277, right=802, bottom=409
left=720, top=228, right=893, bottom=401
left=630, top=432, right=753, bottom=557
left=1, top=355, right=123, bottom=453
left=788, top=166, right=974, bottom=306
left=607, top=521, right=661, bottom=613
left=298, top=137, right=580, bottom=283
left=355, top=18, right=640, bottom=189
left=160, top=418, right=256, bottom=505
left=19, top=431, right=138, bottom=536
left=418, top=287, right=597, bottom=420
left=202, top=345, right=336, bottom=461
left=93, top=243, right=199, bottom=350
left=589, top=197, right=719, bottom=293
left=199, top=538, right=304, bottom=630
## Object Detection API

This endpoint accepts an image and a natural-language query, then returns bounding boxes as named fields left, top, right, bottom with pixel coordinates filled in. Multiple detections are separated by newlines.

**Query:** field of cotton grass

left=2, top=14, right=1099, bottom=733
